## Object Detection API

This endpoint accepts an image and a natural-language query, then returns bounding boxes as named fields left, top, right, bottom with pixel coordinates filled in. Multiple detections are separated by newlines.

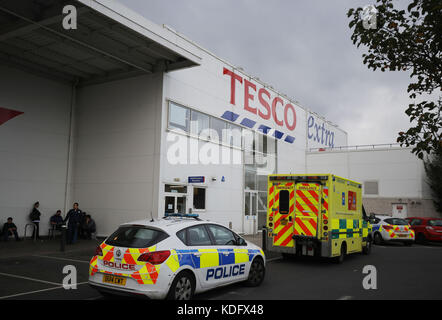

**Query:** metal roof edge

left=76, top=0, right=202, bottom=65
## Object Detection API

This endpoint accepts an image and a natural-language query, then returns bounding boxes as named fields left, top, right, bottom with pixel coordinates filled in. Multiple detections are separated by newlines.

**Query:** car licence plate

left=103, top=275, right=126, bottom=286
left=397, top=234, right=407, bottom=238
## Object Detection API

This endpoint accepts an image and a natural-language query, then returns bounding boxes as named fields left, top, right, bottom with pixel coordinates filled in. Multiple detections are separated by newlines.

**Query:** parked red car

left=406, top=217, right=442, bottom=243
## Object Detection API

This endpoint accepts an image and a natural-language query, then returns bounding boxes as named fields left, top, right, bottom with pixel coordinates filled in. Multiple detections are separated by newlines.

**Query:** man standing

left=64, top=203, right=82, bottom=244
left=30, top=201, right=41, bottom=240
left=2, top=217, right=20, bottom=241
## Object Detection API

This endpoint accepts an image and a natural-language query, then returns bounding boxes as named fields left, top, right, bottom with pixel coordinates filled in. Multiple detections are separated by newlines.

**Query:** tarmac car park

left=88, top=214, right=266, bottom=300
left=370, top=215, right=415, bottom=246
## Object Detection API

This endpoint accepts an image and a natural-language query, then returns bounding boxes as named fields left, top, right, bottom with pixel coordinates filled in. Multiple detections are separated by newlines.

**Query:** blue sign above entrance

left=188, top=176, right=205, bottom=183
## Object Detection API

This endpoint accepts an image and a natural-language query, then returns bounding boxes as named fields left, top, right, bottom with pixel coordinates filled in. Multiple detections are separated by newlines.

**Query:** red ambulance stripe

left=296, top=190, right=318, bottom=215
left=290, top=203, right=295, bottom=213
left=280, top=233, right=294, bottom=246
left=323, top=199, right=329, bottom=211
left=274, top=215, right=283, bottom=229
left=324, top=188, right=329, bottom=196
left=308, top=190, right=319, bottom=202
left=295, top=202, right=308, bottom=216
left=275, top=192, right=279, bottom=202
left=269, top=198, right=274, bottom=208
left=295, top=218, right=312, bottom=236
left=290, top=190, right=295, bottom=200
left=269, top=185, right=274, bottom=195
left=308, top=218, right=317, bottom=230
left=275, top=224, right=292, bottom=242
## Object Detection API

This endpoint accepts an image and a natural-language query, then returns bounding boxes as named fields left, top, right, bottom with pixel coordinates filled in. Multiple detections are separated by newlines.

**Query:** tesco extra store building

left=0, top=0, right=347, bottom=236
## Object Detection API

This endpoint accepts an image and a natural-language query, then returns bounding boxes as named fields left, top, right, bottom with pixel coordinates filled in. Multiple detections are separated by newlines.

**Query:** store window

left=226, top=123, right=242, bottom=148
left=210, top=117, right=227, bottom=143
left=165, top=184, right=187, bottom=193
left=169, top=102, right=189, bottom=132
left=193, top=187, right=206, bottom=210
left=190, top=110, right=210, bottom=139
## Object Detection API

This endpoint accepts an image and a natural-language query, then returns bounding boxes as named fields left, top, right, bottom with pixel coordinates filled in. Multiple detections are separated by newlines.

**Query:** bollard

left=60, top=224, right=67, bottom=252
left=262, top=226, right=267, bottom=252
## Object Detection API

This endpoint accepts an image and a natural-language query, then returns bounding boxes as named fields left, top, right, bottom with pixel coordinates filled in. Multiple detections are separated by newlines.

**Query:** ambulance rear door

left=268, top=181, right=295, bottom=248
left=293, top=183, right=322, bottom=238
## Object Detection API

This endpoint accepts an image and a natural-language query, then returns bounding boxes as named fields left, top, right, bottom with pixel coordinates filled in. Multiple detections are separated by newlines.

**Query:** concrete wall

left=74, top=73, right=164, bottom=236
left=306, top=147, right=438, bottom=217
left=0, top=66, right=72, bottom=236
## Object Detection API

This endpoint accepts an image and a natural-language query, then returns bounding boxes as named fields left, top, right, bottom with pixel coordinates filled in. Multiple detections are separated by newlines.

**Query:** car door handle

left=223, top=252, right=230, bottom=256
left=193, top=252, right=202, bottom=257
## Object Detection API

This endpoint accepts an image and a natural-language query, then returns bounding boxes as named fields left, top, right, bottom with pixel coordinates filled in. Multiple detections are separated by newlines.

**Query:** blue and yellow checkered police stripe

left=166, top=248, right=263, bottom=272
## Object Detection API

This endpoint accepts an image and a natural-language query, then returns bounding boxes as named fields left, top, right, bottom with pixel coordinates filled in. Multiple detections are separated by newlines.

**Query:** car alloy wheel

left=168, top=272, right=194, bottom=300
left=246, top=258, right=265, bottom=287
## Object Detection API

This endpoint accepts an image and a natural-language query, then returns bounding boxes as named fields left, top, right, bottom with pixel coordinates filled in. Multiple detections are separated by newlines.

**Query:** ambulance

left=265, top=174, right=372, bottom=263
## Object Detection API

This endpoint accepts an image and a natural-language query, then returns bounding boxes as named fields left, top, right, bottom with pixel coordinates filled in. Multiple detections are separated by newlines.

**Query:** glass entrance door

left=244, top=191, right=258, bottom=234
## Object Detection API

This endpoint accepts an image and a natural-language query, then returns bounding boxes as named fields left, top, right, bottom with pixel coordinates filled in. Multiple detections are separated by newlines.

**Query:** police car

left=88, top=214, right=266, bottom=300
left=370, top=215, right=415, bottom=246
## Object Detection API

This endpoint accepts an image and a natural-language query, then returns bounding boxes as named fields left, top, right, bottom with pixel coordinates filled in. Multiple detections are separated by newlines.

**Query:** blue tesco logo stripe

left=221, top=111, right=240, bottom=122
left=240, top=118, right=256, bottom=129
left=221, top=110, right=295, bottom=144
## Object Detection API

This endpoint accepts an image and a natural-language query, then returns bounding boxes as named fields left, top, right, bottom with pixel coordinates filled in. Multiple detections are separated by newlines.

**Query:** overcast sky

left=124, top=0, right=414, bottom=146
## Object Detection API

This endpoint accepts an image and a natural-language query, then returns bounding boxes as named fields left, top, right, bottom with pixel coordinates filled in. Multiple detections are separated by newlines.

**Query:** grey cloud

left=124, top=0, right=415, bottom=145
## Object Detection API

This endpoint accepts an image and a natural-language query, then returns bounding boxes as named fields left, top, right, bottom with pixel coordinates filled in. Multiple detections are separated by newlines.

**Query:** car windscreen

left=105, top=226, right=169, bottom=248
left=428, top=220, right=442, bottom=227
left=384, top=218, right=408, bottom=225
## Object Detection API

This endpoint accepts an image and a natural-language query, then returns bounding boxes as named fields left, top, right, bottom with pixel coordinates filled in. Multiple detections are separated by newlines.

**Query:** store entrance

left=164, top=184, right=187, bottom=215
left=243, top=190, right=258, bottom=235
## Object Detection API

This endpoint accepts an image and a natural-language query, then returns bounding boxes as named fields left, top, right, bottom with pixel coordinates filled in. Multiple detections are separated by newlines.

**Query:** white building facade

left=0, top=0, right=436, bottom=238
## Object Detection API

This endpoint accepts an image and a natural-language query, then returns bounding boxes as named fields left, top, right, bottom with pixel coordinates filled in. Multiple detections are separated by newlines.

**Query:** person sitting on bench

left=2, top=217, right=20, bottom=241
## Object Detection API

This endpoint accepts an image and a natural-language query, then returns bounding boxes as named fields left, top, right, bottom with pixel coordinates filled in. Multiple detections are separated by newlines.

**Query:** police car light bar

left=164, top=213, right=200, bottom=219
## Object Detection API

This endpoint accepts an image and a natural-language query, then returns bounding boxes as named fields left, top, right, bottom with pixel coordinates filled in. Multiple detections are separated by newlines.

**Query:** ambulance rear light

left=323, top=226, right=328, bottom=231
left=95, top=246, right=103, bottom=257
left=138, top=250, right=171, bottom=264
left=323, top=220, right=328, bottom=224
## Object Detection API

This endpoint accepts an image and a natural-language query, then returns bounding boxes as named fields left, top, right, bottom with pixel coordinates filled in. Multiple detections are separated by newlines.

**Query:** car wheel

left=245, top=257, right=265, bottom=287
left=362, top=239, right=372, bottom=255
left=336, top=243, right=346, bottom=264
left=167, top=271, right=195, bottom=300
left=374, top=233, right=383, bottom=245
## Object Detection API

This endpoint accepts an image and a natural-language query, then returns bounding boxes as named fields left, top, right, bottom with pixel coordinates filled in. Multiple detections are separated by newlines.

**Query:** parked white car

left=89, top=214, right=266, bottom=299
left=370, top=215, right=415, bottom=246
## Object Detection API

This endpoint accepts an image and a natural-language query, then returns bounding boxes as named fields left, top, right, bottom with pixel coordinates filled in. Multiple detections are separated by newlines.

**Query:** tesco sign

left=223, top=68, right=297, bottom=131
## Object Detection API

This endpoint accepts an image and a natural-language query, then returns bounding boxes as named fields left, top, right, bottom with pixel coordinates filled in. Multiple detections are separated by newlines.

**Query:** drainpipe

left=63, top=79, right=78, bottom=215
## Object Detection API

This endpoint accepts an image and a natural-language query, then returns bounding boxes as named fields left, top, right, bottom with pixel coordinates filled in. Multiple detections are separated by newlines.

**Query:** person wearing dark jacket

left=82, top=215, right=96, bottom=240
left=30, top=202, right=41, bottom=240
left=63, top=203, right=82, bottom=244
left=50, top=210, right=64, bottom=231
left=2, top=217, right=20, bottom=241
